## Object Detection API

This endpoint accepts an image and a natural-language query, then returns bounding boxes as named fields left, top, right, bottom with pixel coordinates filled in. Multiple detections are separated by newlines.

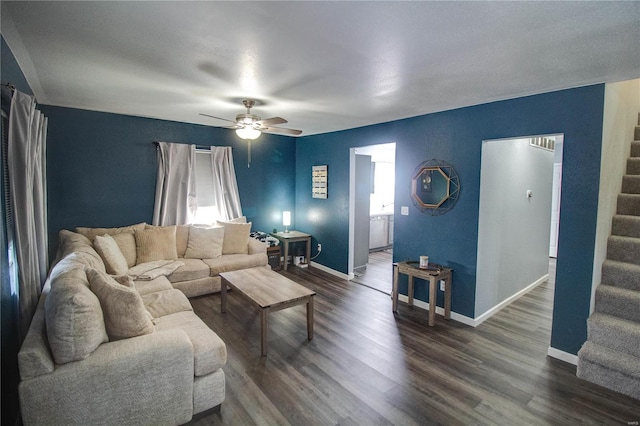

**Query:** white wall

left=476, top=138, right=554, bottom=318
left=591, top=79, right=640, bottom=311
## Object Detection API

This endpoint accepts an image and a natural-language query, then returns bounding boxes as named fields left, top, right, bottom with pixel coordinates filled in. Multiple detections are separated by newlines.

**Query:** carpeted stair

left=577, top=113, right=640, bottom=400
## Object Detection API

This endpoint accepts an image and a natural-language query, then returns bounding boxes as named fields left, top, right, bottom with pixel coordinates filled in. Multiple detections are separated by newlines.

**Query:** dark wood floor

left=189, top=264, right=640, bottom=425
left=350, top=249, right=394, bottom=295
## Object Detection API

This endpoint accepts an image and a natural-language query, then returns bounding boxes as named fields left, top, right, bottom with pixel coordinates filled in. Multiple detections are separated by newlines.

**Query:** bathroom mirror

left=411, top=159, right=461, bottom=215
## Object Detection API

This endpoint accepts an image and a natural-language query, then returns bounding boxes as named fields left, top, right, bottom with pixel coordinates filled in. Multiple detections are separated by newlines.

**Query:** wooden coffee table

left=220, top=266, right=316, bottom=356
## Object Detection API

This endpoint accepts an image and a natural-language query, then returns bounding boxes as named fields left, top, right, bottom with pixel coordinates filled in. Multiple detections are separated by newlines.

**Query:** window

left=192, top=150, right=221, bottom=224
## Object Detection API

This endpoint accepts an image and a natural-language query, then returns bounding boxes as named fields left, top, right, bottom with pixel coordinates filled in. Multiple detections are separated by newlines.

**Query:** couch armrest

left=19, top=329, right=195, bottom=426
left=248, top=237, right=268, bottom=255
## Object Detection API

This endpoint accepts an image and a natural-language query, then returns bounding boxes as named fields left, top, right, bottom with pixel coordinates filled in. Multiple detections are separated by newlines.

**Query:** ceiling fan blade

left=259, top=117, right=287, bottom=126
left=264, top=126, right=302, bottom=136
left=199, top=113, right=238, bottom=124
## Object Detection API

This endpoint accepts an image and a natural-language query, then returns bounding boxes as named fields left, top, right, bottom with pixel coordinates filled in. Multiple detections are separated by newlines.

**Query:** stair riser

left=602, top=261, right=640, bottom=291
left=622, top=175, right=640, bottom=194
left=636, top=126, right=640, bottom=142
left=588, top=318, right=640, bottom=358
left=628, top=158, right=640, bottom=175
left=576, top=358, right=640, bottom=400
left=617, top=194, right=640, bottom=215
left=632, top=141, right=640, bottom=158
left=611, top=215, right=640, bottom=238
left=607, top=237, right=640, bottom=266
left=596, top=287, right=640, bottom=323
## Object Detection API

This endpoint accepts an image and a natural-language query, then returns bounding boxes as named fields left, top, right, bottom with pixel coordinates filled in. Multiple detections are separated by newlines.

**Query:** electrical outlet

left=439, top=280, right=445, bottom=291
left=317, top=243, right=322, bottom=252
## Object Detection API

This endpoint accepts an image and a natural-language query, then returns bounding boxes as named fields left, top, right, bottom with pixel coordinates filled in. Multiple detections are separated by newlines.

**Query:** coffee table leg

left=307, top=296, right=314, bottom=341
left=261, top=309, right=268, bottom=356
left=221, top=279, right=227, bottom=313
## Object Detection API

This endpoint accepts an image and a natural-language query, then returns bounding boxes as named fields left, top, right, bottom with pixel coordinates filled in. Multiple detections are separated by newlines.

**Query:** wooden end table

left=220, top=266, right=316, bottom=356
left=392, top=261, right=452, bottom=326
left=270, top=231, right=311, bottom=271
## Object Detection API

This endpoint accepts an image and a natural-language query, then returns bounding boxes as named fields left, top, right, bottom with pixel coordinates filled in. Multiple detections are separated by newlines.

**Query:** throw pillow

left=111, top=232, right=137, bottom=268
left=175, top=225, right=190, bottom=257
left=134, top=226, right=178, bottom=264
left=87, top=268, right=154, bottom=340
left=227, top=216, right=247, bottom=223
left=184, top=226, right=224, bottom=259
left=113, top=274, right=135, bottom=288
left=216, top=221, right=251, bottom=255
left=45, top=266, right=109, bottom=364
left=93, top=234, right=129, bottom=275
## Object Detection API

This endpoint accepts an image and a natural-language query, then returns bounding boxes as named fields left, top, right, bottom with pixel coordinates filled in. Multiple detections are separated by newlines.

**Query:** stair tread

left=603, top=258, right=640, bottom=271
left=590, top=312, right=640, bottom=336
left=578, top=341, right=640, bottom=378
left=597, top=283, right=640, bottom=298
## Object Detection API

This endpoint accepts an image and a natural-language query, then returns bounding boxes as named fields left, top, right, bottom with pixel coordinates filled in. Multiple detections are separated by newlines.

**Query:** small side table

left=270, top=231, right=311, bottom=271
left=392, top=261, right=452, bottom=326
left=266, top=245, right=282, bottom=271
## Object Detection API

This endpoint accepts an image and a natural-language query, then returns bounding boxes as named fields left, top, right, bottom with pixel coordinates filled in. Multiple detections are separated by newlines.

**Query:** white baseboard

left=547, top=346, right=578, bottom=365
left=396, top=294, right=475, bottom=326
left=309, top=262, right=351, bottom=280
left=474, top=274, right=549, bottom=326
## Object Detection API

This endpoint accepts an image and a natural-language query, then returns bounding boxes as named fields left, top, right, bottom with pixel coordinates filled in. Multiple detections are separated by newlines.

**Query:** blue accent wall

left=296, top=85, right=605, bottom=355
left=39, top=105, right=296, bottom=259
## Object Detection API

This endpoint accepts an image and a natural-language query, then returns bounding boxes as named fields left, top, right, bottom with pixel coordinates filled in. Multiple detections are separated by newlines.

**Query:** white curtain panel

left=209, top=146, right=242, bottom=221
left=152, top=142, right=196, bottom=225
left=8, top=90, right=48, bottom=336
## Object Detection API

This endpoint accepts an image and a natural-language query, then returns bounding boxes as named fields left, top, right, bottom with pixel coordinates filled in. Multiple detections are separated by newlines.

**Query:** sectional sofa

left=17, top=220, right=268, bottom=425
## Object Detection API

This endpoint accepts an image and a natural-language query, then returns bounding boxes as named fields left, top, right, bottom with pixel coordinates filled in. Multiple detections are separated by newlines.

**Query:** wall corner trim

left=547, top=346, right=578, bottom=365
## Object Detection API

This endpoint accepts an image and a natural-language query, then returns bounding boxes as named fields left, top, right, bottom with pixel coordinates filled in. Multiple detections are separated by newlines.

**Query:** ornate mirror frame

left=411, top=159, right=461, bottom=215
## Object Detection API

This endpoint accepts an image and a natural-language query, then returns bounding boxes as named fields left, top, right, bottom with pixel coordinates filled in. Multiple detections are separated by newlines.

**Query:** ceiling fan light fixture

left=236, top=126, right=261, bottom=140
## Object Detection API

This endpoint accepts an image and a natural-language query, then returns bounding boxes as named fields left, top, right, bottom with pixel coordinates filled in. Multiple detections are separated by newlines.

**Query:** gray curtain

left=7, top=90, right=48, bottom=336
left=152, top=142, right=196, bottom=225
left=209, top=146, right=242, bottom=221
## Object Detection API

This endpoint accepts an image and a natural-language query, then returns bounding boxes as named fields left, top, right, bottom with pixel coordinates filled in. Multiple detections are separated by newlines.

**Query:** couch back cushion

left=134, top=226, right=178, bottom=264
left=56, top=230, right=106, bottom=272
left=75, top=222, right=146, bottom=242
left=45, top=261, right=108, bottom=364
left=87, top=268, right=154, bottom=340
left=93, top=234, right=129, bottom=275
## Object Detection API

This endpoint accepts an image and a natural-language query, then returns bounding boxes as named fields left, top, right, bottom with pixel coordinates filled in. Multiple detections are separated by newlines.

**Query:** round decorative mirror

left=411, top=159, right=460, bottom=215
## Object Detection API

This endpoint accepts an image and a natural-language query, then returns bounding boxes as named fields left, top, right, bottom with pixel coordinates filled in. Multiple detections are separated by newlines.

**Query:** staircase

left=576, top=113, right=640, bottom=400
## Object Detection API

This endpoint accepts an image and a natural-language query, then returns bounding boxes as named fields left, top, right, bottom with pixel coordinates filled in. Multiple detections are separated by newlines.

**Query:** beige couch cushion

left=75, top=222, right=146, bottom=243
left=167, top=258, right=211, bottom=283
left=133, top=276, right=173, bottom=295
left=153, top=311, right=227, bottom=376
left=56, top=230, right=106, bottom=272
left=93, top=234, right=129, bottom=275
left=203, top=254, right=269, bottom=276
left=217, top=221, right=251, bottom=255
left=134, top=226, right=178, bottom=264
left=87, top=268, right=154, bottom=341
left=185, top=226, right=224, bottom=259
left=111, top=232, right=137, bottom=267
left=142, top=289, right=193, bottom=318
left=45, top=264, right=109, bottom=364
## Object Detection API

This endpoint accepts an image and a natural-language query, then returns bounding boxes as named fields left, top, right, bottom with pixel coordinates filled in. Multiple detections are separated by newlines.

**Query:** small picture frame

left=312, top=165, right=328, bottom=199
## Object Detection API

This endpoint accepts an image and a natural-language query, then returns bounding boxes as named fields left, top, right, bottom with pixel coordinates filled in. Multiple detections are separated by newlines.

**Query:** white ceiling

left=2, top=1, right=639, bottom=136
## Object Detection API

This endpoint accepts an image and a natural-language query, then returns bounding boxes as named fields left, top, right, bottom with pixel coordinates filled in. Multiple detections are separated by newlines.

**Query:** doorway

left=475, top=134, right=563, bottom=323
left=348, top=143, right=396, bottom=294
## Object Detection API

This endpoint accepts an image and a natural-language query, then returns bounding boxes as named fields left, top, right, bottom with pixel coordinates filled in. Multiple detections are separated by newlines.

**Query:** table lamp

left=283, top=211, right=291, bottom=233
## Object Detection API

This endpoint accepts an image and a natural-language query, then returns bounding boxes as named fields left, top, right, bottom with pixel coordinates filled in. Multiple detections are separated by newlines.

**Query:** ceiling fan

left=200, top=99, right=302, bottom=140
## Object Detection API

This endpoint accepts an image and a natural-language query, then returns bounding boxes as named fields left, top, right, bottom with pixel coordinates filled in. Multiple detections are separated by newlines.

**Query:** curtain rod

left=151, top=142, right=226, bottom=151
